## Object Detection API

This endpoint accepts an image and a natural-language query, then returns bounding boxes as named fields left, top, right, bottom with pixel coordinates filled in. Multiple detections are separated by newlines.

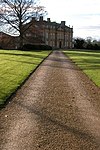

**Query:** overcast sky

left=41, top=0, right=100, bottom=40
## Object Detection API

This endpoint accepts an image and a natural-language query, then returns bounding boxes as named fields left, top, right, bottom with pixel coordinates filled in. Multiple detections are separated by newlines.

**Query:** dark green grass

left=64, top=50, right=100, bottom=87
left=0, top=50, right=51, bottom=105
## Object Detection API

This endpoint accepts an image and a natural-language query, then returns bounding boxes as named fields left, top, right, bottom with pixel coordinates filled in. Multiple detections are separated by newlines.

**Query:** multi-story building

left=0, top=17, right=73, bottom=49
left=25, top=17, right=73, bottom=49
left=0, top=32, right=18, bottom=49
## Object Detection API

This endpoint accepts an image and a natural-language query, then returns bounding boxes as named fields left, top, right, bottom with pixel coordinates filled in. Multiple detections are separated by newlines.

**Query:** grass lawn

left=64, top=50, right=100, bottom=87
left=0, top=50, right=51, bottom=105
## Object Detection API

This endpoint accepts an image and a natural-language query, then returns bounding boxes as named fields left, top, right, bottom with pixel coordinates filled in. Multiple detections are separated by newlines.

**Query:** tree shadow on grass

left=64, top=53, right=100, bottom=71
left=2, top=58, right=39, bottom=65
left=74, top=59, right=100, bottom=70
left=0, top=51, right=45, bottom=59
left=66, top=51, right=100, bottom=58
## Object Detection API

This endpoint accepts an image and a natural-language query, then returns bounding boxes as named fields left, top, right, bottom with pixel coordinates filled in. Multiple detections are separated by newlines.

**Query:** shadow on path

left=14, top=100, right=98, bottom=146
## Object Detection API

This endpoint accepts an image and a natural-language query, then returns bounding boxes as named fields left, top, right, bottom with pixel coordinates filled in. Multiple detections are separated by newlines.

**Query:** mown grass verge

left=64, top=50, right=100, bottom=87
left=0, top=50, right=51, bottom=105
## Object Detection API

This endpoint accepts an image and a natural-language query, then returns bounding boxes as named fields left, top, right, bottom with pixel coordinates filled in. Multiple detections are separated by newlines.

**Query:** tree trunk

left=19, top=35, right=23, bottom=48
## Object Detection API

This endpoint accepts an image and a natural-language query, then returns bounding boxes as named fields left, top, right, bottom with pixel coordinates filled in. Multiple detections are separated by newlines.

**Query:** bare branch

left=0, top=0, right=47, bottom=47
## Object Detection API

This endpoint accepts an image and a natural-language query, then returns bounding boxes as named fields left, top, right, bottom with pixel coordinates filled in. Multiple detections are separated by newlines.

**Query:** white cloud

left=40, top=0, right=100, bottom=39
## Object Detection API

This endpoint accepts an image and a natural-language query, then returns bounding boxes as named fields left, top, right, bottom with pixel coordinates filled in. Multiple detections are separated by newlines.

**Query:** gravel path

left=0, top=50, right=100, bottom=150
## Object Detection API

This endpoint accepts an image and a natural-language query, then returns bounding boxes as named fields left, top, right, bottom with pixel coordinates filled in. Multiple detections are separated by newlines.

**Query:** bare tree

left=0, top=0, right=46, bottom=48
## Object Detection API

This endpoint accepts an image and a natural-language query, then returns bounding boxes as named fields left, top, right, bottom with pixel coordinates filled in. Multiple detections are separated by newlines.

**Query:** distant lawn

left=0, top=50, right=51, bottom=105
left=64, top=50, right=100, bottom=87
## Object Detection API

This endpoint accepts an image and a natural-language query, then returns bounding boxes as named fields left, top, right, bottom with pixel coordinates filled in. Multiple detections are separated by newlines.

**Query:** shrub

left=0, top=45, right=3, bottom=49
left=20, top=44, right=52, bottom=51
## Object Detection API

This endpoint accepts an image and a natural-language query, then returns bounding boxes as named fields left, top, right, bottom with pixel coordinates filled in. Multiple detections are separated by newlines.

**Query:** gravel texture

left=0, top=50, right=100, bottom=150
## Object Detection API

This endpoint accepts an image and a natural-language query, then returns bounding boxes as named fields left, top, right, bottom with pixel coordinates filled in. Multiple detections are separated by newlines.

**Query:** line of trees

left=0, top=0, right=46, bottom=48
left=74, top=37, right=100, bottom=50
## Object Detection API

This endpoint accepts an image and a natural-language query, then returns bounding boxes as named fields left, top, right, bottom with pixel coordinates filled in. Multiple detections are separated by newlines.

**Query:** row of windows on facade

left=26, top=32, right=72, bottom=40
left=44, top=37, right=72, bottom=42
left=45, top=41, right=72, bottom=47
left=45, top=33, right=72, bottom=38
left=34, top=24, right=72, bottom=30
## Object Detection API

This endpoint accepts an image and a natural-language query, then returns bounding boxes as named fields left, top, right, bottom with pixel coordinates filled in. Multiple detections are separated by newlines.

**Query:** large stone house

left=0, top=17, right=73, bottom=49
left=24, top=17, right=73, bottom=49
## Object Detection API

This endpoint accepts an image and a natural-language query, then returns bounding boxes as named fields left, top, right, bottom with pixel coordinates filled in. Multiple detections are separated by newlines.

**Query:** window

left=26, top=33, right=31, bottom=37
left=46, top=33, right=48, bottom=38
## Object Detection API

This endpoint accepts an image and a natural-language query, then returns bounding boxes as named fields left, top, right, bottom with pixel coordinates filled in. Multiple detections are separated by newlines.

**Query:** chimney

left=47, top=18, right=51, bottom=22
left=39, top=16, right=43, bottom=21
left=61, top=21, right=65, bottom=26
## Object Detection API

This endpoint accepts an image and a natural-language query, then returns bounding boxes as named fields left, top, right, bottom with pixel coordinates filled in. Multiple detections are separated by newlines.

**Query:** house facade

left=25, top=17, right=73, bottom=49
left=0, top=32, right=18, bottom=49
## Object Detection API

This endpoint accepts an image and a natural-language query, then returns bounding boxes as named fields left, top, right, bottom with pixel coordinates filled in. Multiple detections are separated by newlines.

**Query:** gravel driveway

left=0, top=50, right=100, bottom=150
